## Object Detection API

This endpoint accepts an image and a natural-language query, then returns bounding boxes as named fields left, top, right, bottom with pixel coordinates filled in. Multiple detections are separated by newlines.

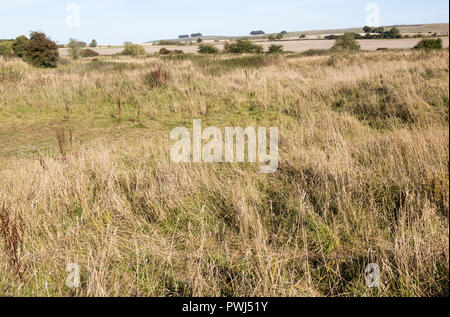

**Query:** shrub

left=389, top=27, right=401, bottom=37
left=267, top=44, right=284, bottom=54
left=23, top=31, right=59, bottom=68
left=196, top=38, right=203, bottom=43
left=143, top=68, right=170, bottom=89
left=80, top=48, right=100, bottom=57
left=198, top=44, right=219, bottom=54
left=414, top=38, right=443, bottom=50
left=0, top=41, right=14, bottom=57
left=121, top=43, right=146, bottom=56
left=159, top=48, right=183, bottom=55
left=89, top=39, right=97, bottom=48
left=225, top=40, right=264, bottom=54
left=12, top=36, right=29, bottom=57
left=276, top=33, right=284, bottom=40
left=332, top=32, right=360, bottom=51
left=159, top=48, right=171, bottom=55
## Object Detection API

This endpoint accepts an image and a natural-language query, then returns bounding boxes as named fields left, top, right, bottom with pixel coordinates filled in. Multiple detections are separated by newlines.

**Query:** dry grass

left=0, top=49, right=448, bottom=297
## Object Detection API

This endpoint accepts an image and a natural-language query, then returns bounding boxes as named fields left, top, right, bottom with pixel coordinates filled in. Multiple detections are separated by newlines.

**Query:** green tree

left=68, top=39, right=85, bottom=59
left=268, top=34, right=276, bottom=41
left=389, top=27, right=401, bottom=38
left=89, top=39, right=98, bottom=48
left=276, top=33, right=284, bottom=40
left=12, top=35, right=29, bottom=57
left=24, top=31, right=59, bottom=68
left=363, top=26, right=373, bottom=33
left=196, top=38, right=203, bottom=43
left=332, top=32, right=361, bottom=51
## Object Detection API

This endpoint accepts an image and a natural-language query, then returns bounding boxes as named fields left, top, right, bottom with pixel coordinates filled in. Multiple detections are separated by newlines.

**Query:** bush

left=159, top=48, right=183, bottom=55
left=225, top=40, right=264, bottom=54
left=198, top=44, right=219, bottom=54
left=89, top=39, right=97, bottom=48
left=121, top=43, right=146, bottom=56
left=23, top=32, right=59, bottom=68
left=267, top=44, right=284, bottom=54
left=414, top=38, right=443, bottom=50
left=332, top=32, right=360, bottom=51
left=143, top=68, right=170, bottom=89
left=159, top=48, right=171, bottom=55
left=12, top=35, right=29, bottom=57
left=0, top=41, right=14, bottom=57
left=80, top=48, right=100, bottom=57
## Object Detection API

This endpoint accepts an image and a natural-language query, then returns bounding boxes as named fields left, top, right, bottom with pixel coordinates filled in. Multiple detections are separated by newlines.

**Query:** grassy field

left=0, top=49, right=448, bottom=297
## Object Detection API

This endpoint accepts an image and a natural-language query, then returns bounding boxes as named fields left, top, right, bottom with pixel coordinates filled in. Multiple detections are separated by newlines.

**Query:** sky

left=0, top=0, right=448, bottom=44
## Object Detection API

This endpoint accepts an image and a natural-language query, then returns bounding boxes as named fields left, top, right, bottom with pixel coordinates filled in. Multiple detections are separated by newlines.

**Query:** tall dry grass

left=0, top=50, right=448, bottom=296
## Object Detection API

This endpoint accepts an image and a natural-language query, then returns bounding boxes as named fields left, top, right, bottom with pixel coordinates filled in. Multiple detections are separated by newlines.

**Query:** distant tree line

left=324, top=27, right=402, bottom=40
left=197, top=39, right=284, bottom=55
left=250, top=30, right=265, bottom=36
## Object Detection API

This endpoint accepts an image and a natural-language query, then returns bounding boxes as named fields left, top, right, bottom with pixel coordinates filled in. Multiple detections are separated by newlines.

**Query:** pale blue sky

left=1, top=0, right=448, bottom=44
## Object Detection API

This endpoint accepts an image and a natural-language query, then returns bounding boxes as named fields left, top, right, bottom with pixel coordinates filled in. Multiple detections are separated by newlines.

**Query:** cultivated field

left=258, top=38, right=450, bottom=52
left=59, top=37, right=450, bottom=56
left=149, top=23, right=450, bottom=43
left=0, top=49, right=449, bottom=296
